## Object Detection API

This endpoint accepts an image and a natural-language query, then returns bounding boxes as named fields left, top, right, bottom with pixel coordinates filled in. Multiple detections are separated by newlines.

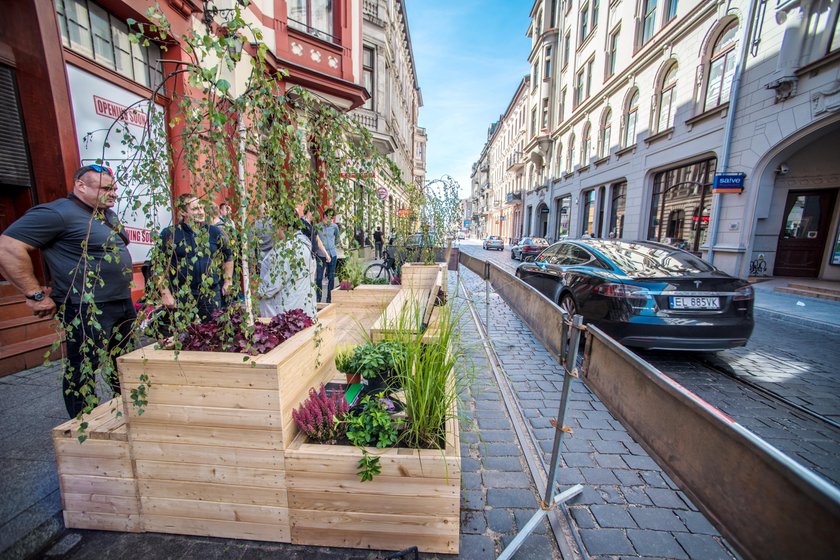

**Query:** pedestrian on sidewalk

left=158, top=194, right=233, bottom=321
left=0, top=164, right=135, bottom=418
left=257, top=224, right=316, bottom=318
left=315, top=209, right=340, bottom=303
left=374, top=227, right=383, bottom=259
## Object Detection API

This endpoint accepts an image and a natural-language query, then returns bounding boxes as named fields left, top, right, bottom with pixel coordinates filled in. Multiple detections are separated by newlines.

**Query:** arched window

left=581, top=123, right=592, bottom=166
left=704, top=21, right=738, bottom=110
left=623, top=89, right=639, bottom=148
left=657, top=63, right=677, bottom=132
left=555, top=143, right=563, bottom=178
left=599, top=108, right=612, bottom=158
left=567, top=134, right=576, bottom=173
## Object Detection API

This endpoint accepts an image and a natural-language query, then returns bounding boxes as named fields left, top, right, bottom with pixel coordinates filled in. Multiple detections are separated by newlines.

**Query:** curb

left=754, top=306, right=838, bottom=332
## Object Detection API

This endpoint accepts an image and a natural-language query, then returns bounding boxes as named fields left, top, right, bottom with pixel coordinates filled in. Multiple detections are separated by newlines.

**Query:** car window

left=590, top=242, right=714, bottom=276
left=531, top=238, right=548, bottom=245
left=536, top=243, right=560, bottom=261
left=520, top=238, right=530, bottom=245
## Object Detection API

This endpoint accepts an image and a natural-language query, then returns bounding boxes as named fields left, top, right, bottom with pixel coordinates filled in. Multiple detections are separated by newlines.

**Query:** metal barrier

left=457, top=251, right=840, bottom=559
left=583, top=326, right=840, bottom=560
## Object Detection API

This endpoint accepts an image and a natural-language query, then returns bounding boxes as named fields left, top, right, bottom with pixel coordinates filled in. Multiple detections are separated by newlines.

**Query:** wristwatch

left=26, top=290, right=46, bottom=302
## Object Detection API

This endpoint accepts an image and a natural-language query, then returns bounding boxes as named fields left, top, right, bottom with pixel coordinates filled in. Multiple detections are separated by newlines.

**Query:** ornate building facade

left=472, top=0, right=840, bottom=281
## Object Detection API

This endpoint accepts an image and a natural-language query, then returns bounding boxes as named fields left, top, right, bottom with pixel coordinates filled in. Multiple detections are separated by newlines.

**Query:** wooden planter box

left=286, top=404, right=461, bottom=554
left=52, top=398, right=141, bottom=533
left=114, top=319, right=336, bottom=542
left=52, top=282, right=460, bottom=553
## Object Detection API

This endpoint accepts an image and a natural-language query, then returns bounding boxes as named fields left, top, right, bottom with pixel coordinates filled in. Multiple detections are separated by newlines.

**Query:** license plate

left=670, top=296, right=720, bottom=310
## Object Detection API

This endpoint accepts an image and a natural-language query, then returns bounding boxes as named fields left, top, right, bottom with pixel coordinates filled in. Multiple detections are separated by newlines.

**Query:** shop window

left=555, top=195, right=571, bottom=238
left=609, top=182, right=626, bottom=238
left=582, top=189, right=596, bottom=236
left=56, top=0, right=163, bottom=91
left=647, top=158, right=716, bottom=252
left=704, top=20, right=738, bottom=111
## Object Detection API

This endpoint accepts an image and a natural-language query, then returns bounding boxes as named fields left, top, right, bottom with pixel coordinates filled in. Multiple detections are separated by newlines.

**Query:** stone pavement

left=2, top=268, right=738, bottom=559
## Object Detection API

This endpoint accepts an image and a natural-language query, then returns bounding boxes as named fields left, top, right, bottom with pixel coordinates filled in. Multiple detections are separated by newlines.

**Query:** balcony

left=505, top=191, right=523, bottom=205
left=363, top=0, right=385, bottom=25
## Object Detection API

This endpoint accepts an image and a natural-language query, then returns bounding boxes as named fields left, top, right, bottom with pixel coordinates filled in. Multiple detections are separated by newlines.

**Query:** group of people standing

left=0, top=164, right=345, bottom=418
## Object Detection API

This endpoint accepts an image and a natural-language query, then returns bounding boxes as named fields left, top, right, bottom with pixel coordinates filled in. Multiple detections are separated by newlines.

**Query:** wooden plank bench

left=370, top=267, right=443, bottom=342
left=52, top=398, right=142, bottom=532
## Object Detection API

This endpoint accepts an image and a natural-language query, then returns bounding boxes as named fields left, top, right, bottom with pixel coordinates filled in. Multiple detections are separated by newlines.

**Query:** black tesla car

left=515, top=240, right=754, bottom=351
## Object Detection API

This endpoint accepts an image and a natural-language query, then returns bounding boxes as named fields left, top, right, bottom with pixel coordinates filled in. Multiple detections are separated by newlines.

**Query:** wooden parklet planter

left=286, top=397, right=461, bottom=554
left=52, top=282, right=461, bottom=554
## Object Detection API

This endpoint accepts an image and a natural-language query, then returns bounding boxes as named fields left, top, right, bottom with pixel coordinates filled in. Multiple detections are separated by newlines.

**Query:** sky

left=404, top=0, right=533, bottom=199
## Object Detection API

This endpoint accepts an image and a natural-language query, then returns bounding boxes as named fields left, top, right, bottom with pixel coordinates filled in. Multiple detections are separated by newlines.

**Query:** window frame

left=607, top=27, right=620, bottom=78
left=362, top=45, right=375, bottom=110
left=599, top=107, right=612, bottom=158
left=703, top=20, right=738, bottom=111
left=656, top=63, right=677, bottom=132
left=623, top=88, right=639, bottom=148
left=642, top=0, right=658, bottom=44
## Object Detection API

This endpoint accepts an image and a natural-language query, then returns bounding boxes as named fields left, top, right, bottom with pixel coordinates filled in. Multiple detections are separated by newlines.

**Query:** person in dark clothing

left=373, top=227, right=383, bottom=259
left=159, top=194, right=233, bottom=321
left=0, top=164, right=135, bottom=418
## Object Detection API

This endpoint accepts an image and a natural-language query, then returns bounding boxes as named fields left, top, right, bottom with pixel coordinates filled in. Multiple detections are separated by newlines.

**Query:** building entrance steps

left=751, top=277, right=840, bottom=330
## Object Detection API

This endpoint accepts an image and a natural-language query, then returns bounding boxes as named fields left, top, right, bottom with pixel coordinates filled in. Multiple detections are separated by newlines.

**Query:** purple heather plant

left=179, top=307, right=314, bottom=354
left=339, top=280, right=353, bottom=290
left=390, top=275, right=401, bottom=285
left=292, top=383, right=350, bottom=444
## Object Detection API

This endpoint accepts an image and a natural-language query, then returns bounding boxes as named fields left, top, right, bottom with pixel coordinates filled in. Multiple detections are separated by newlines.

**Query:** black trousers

left=62, top=299, right=137, bottom=418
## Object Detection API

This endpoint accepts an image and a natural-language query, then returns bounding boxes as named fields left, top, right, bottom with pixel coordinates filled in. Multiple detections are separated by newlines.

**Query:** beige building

left=352, top=0, right=425, bottom=234
left=473, top=0, right=840, bottom=280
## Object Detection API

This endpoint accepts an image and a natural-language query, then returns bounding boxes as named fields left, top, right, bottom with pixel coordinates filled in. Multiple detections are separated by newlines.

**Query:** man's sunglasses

left=87, top=164, right=114, bottom=176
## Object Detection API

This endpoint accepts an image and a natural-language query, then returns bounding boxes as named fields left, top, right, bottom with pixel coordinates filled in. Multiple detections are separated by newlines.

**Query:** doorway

left=774, top=189, right=838, bottom=277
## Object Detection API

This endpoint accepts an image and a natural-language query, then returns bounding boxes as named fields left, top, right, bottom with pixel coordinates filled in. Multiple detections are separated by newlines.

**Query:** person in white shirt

left=257, top=226, right=316, bottom=318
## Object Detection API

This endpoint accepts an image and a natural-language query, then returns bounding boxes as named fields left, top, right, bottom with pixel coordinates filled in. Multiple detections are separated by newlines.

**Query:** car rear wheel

left=559, top=293, right=577, bottom=317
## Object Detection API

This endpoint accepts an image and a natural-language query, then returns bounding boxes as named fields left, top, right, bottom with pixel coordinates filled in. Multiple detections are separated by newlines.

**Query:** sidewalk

left=751, top=278, right=840, bottom=330
left=3, top=270, right=737, bottom=559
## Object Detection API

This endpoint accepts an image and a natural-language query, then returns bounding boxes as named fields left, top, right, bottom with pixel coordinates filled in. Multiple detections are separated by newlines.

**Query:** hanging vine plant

left=57, top=0, right=417, bottom=423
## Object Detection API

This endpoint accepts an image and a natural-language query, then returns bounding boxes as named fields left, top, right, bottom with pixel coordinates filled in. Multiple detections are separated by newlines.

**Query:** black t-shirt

left=159, top=221, right=232, bottom=303
left=3, top=195, right=132, bottom=304
left=373, top=230, right=383, bottom=243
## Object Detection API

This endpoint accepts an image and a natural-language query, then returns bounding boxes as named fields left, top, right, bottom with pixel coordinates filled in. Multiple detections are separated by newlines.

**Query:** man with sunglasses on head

left=0, top=164, right=135, bottom=418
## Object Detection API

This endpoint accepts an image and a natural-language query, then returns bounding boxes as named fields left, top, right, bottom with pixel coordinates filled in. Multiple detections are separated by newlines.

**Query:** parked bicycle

left=364, top=248, right=397, bottom=283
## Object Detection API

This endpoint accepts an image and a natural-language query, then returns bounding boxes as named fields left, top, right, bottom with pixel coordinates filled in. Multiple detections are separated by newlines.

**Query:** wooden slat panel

left=290, top=510, right=458, bottom=554
left=59, top=475, right=138, bottom=498
left=128, top=423, right=284, bottom=450
left=287, top=471, right=458, bottom=498
left=53, top=438, right=129, bottom=460
left=143, top=515, right=290, bottom=542
left=63, top=493, right=140, bottom=515
left=134, top=459, right=285, bottom=488
left=288, top=489, right=456, bottom=516
left=63, top=511, right=142, bottom=533
left=119, top=360, right=279, bottom=390
left=126, top=402, right=282, bottom=429
left=131, top=441, right=284, bottom=470
left=52, top=398, right=123, bottom=440
left=141, top=496, right=288, bottom=525
left=56, top=456, right=134, bottom=478
left=139, top=480, right=288, bottom=507
left=122, top=383, right=280, bottom=410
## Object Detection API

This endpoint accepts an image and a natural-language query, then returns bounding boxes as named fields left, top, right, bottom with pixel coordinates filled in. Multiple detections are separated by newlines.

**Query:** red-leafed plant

left=390, top=275, right=401, bottom=285
left=339, top=280, right=353, bottom=290
left=292, top=384, right=349, bottom=444
left=178, top=307, right=313, bottom=354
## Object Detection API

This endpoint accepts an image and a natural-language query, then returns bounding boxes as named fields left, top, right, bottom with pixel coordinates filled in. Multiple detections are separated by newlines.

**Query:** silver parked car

left=482, top=235, right=504, bottom=251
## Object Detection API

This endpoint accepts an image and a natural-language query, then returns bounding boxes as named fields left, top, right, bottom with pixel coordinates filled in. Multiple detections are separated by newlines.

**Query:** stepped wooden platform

left=0, top=283, right=62, bottom=376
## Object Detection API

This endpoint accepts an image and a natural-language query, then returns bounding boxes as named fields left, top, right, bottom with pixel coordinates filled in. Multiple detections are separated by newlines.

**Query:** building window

left=556, top=195, right=571, bottom=238
left=592, top=0, right=600, bottom=29
left=657, top=63, right=677, bottom=132
left=567, top=134, right=576, bottom=173
left=532, top=63, right=539, bottom=87
left=544, top=46, right=552, bottom=79
left=581, top=122, right=592, bottom=166
left=586, top=58, right=594, bottom=98
left=609, top=182, right=626, bottom=238
left=56, top=0, right=163, bottom=90
left=582, top=189, right=596, bottom=236
left=575, top=68, right=585, bottom=106
left=622, top=89, right=639, bottom=148
left=665, top=0, right=678, bottom=22
left=647, top=158, right=716, bottom=251
left=362, top=46, right=374, bottom=110
left=555, top=143, right=563, bottom=177
left=288, top=0, right=335, bottom=41
left=531, top=107, right=538, bottom=136
left=598, top=108, right=612, bottom=158
left=832, top=12, right=840, bottom=52
left=539, top=98, right=548, bottom=129
left=563, top=30, right=571, bottom=68
left=704, top=21, right=738, bottom=111
left=642, top=0, right=658, bottom=44
left=558, top=87, right=566, bottom=124
left=580, top=3, right=590, bottom=40
left=607, top=29, right=619, bottom=77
